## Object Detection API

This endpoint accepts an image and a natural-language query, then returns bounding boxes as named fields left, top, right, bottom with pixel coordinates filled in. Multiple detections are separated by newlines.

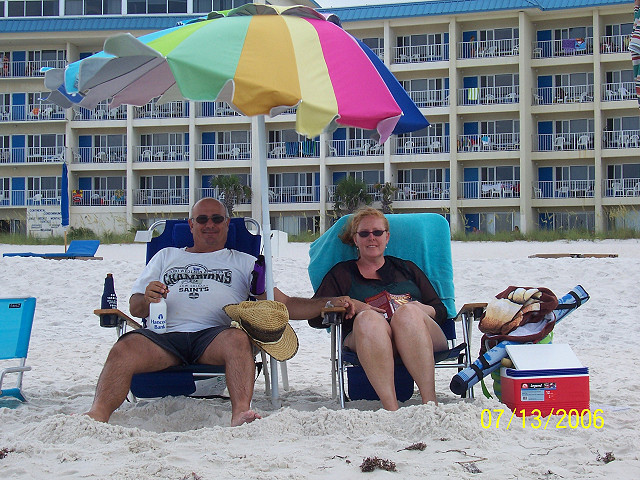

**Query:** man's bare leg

left=85, top=333, right=180, bottom=422
left=198, top=328, right=261, bottom=426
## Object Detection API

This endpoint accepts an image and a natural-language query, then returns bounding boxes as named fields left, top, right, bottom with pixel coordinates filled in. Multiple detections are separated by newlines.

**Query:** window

left=8, top=0, right=58, bottom=16
left=127, top=0, right=187, bottom=14
left=141, top=132, right=184, bottom=147
left=66, top=0, right=121, bottom=15
left=194, top=0, right=249, bottom=13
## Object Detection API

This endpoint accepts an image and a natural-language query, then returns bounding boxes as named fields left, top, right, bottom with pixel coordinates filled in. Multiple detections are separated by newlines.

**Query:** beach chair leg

left=261, top=351, right=271, bottom=396
left=280, top=361, right=289, bottom=391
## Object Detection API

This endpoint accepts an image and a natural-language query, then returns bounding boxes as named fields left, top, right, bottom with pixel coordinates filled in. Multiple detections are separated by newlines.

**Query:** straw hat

left=223, top=300, right=298, bottom=361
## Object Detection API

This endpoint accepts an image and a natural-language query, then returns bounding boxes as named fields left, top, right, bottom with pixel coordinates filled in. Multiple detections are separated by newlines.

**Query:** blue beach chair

left=308, top=213, right=485, bottom=407
left=3, top=240, right=102, bottom=259
left=94, top=218, right=272, bottom=400
left=0, top=297, right=37, bottom=403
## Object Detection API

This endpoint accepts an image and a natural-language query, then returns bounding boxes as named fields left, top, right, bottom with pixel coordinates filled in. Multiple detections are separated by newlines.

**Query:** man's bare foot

left=231, top=409, right=261, bottom=427
left=83, top=410, right=109, bottom=423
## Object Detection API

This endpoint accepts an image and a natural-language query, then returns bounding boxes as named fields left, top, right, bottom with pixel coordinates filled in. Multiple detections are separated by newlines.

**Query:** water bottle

left=100, top=273, right=119, bottom=327
left=148, top=297, right=167, bottom=334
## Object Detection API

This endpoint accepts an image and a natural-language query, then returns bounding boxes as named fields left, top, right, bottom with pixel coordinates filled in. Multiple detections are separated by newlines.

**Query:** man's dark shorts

left=120, top=326, right=230, bottom=365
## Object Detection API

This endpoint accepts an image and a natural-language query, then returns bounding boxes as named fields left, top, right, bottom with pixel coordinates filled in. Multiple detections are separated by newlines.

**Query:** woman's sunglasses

left=193, top=214, right=226, bottom=225
left=356, top=229, right=387, bottom=238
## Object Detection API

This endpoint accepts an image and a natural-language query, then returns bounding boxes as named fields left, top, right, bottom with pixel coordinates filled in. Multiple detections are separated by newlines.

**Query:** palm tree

left=209, top=175, right=252, bottom=217
left=375, top=182, right=397, bottom=214
left=333, top=176, right=372, bottom=217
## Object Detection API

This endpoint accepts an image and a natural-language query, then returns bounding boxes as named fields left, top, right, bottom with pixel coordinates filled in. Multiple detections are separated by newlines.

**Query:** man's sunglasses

left=192, top=214, right=226, bottom=225
left=356, top=229, right=387, bottom=238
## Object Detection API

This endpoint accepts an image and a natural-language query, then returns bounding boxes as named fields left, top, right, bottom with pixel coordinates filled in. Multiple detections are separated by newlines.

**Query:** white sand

left=1, top=239, right=639, bottom=478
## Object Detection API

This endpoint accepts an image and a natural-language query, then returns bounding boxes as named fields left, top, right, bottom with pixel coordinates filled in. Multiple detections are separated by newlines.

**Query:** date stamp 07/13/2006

left=480, top=408, right=604, bottom=430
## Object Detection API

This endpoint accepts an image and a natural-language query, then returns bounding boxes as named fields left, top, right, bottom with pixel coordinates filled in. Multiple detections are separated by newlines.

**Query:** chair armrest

left=93, top=308, right=142, bottom=330
left=454, top=302, right=487, bottom=321
left=320, top=306, right=346, bottom=326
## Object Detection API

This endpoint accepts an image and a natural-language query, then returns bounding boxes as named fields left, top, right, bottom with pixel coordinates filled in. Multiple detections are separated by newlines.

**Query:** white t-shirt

left=131, top=247, right=257, bottom=332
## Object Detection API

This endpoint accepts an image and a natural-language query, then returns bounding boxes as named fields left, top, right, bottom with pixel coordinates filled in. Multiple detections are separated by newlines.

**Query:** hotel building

left=0, top=0, right=638, bottom=236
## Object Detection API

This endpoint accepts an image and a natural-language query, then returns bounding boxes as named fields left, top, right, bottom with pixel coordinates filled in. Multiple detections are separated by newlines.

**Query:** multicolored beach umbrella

left=43, top=3, right=429, bottom=404
left=44, top=3, right=427, bottom=142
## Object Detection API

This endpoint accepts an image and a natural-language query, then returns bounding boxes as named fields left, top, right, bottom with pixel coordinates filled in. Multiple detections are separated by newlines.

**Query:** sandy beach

left=1, top=239, right=639, bottom=479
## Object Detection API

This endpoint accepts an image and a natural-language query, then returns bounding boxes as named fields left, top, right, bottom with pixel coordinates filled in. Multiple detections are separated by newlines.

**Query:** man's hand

left=145, top=281, right=168, bottom=303
left=331, top=296, right=385, bottom=320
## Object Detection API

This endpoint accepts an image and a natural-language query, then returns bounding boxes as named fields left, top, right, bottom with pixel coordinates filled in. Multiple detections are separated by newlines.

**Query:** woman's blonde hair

left=338, top=207, right=389, bottom=246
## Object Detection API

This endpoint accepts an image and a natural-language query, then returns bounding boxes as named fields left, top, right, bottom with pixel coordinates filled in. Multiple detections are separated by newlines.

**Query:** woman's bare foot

left=231, top=409, right=261, bottom=427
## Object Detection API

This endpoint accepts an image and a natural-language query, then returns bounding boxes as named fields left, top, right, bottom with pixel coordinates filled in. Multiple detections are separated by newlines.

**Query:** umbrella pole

left=64, top=229, right=67, bottom=253
left=256, top=115, right=280, bottom=407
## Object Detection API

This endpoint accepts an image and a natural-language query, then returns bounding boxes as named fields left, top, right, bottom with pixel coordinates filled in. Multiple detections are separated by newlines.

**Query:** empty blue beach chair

left=0, top=297, right=37, bottom=403
left=3, top=240, right=102, bottom=260
left=308, top=213, right=485, bottom=407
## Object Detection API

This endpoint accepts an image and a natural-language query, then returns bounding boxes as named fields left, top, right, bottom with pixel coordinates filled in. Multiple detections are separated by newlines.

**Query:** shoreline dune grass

left=0, top=239, right=638, bottom=478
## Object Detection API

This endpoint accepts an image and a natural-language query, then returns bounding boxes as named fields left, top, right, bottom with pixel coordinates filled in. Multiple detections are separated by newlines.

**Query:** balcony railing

left=457, top=133, right=520, bottom=152
left=458, top=38, right=519, bottom=59
left=394, top=182, right=450, bottom=201
left=605, top=178, right=640, bottom=197
left=0, top=104, right=66, bottom=121
left=532, top=85, right=593, bottom=105
left=459, top=180, right=520, bottom=199
left=269, top=185, right=318, bottom=203
left=534, top=180, right=595, bottom=199
left=196, top=187, right=251, bottom=204
left=134, top=100, right=189, bottom=119
left=601, top=82, right=635, bottom=102
left=195, top=101, right=242, bottom=117
left=407, top=89, right=449, bottom=108
left=531, top=37, right=593, bottom=58
left=535, top=133, right=594, bottom=151
left=73, top=103, right=127, bottom=121
left=392, top=135, right=449, bottom=155
left=394, top=44, right=449, bottom=63
left=600, top=34, right=630, bottom=54
left=134, top=145, right=189, bottom=162
left=74, top=146, right=127, bottom=163
left=327, top=139, right=381, bottom=157
left=197, top=142, right=251, bottom=161
left=602, top=130, right=640, bottom=149
left=458, top=86, right=519, bottom=106
left=1, top=59, right=66, bottom=78
left=267, top=140, right=321, bottom=158
left=134, top=188, right=189, bottom=206
left=0, top=190, right=60, bottom=206
left=326, top=184, right=381, bottom=202
left=71, top=189, right=126, bottom=206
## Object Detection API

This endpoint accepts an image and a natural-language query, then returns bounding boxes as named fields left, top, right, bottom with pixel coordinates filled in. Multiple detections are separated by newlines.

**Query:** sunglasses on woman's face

left=193, top=214, right=226, bottom=225
left=356, top=229, right=387, bottom=238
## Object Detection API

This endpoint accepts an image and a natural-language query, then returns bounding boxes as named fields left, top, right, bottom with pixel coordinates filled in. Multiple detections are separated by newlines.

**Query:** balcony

left=327, top=139, right=381, bottom=157
left=531, top=37, right=593, bottom=58
left=269, top=185, right=318, bottom=203
left=267, top=140, right=320, bottom=158
left=535, top=133, right=594, bottom=152
left=458, top=86, right=519, bottom=106
left=0, top=189, right=60, bottom=207
left=534, top=180, right=595, bottom=199
left=197, top=187, right=251, bottom=204
left=0, top=104, right=66, bottom=121
left=407, top=89, right=449, bottom=108
left=73, top=103, right=127, bottom=121
left=392, top=135, right=450, bottom=155
left=195, top=101, right=242, bottom=118
left=458, top=38, right=519, bottom=59
left=73, top=147, right=127, bottom=164
left=394, top=44, right=449, bottom=64
left=197, top=143, right=251, bottom=161
left=22, top=146, right=65, bottom=163
left=134, top=100, right=188, bottom=119
left=134, top=188, right=189, bottom=206
left=71, top=189, right=126, bottom=206
left=532, top=85, right=593, bottom=105
left=601, top=82, right=635, bottom=102
left=460, top=180, right=520, bottom=199
left=600, top=34, right=630, bottom=54
left=134, top=146, right=189, bottom=162
left=602, top=130, right=640, bottom=149
left=604, top=178, right=640, bottom=198
left=457, top=133, right=519, bottom=152
left=1, top=59, right=66, bottom=78
left=326, top=183, right=381, bottom=202
left=394, top=182, right=450, bottom=201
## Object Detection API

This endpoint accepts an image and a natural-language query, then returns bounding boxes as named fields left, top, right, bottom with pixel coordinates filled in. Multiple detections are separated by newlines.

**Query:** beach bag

left=478, top=286, right=558, bottom=354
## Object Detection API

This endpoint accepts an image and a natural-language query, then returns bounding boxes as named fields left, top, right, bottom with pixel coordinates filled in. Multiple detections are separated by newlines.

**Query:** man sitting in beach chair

left=87, top=198, right=356, bottom=427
